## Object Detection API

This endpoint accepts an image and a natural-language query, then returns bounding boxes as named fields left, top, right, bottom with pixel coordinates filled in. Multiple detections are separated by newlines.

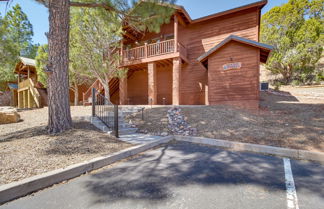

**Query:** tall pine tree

left=0, top=4, right=34, bottom=86
left=32, top=0, right=176, bottom=133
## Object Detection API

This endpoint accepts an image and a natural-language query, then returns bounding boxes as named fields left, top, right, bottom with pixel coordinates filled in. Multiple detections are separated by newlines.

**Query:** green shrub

left=273, top=81, right=282, bottom=91
left=291, top=80, right=302, bottom=86
left=315, top=71, right=324, bottom=84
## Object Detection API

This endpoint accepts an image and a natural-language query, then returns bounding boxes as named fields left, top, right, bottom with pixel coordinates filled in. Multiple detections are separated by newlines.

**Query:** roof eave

left=191, top=0, right=267, bottom=24
left=197, top=35, right=273, bottom=63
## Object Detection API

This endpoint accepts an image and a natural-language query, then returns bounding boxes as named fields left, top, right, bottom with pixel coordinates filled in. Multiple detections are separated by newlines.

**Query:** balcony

left=121, top=39, right=187, bottom=67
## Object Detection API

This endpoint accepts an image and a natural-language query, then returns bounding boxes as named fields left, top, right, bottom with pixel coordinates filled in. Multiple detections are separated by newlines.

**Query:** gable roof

left=197, top=35, right=273, bottom=64
left=191, top=0, right=267, bottom=24
left=19, top=57, right=36, bottom=67
left=14, top=57, right=36, bottom=74
left=123, top=0, right=268, bottom=42
left=138, top=0, right=267, bottom=25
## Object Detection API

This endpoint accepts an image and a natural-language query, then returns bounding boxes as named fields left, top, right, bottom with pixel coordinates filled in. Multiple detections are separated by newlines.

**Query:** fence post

left=92, top=88, right=95, bottom=117
left=145, top=43, right=148, bottom=58
left=114, top=105, right=119, bottom=138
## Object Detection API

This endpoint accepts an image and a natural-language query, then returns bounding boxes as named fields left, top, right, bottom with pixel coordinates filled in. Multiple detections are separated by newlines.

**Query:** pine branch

left=69, top=1, right=139, bottom=20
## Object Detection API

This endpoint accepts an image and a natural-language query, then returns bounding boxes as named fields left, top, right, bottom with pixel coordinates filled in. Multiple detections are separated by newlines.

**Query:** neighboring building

left=84, top=0, right=273, bottom=109
left=14, top=57, right=47, bottom=108
left=13, top=57, right=89, bottom=108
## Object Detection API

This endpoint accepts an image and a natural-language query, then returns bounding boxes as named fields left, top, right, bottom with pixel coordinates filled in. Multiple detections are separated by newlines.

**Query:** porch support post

left=148, top=62, right=157, bottom=105
left=23, top=90, right=27, bottom=108
left=119, top=76, right=128, bottom=105
left=17, top=91, right=21, bottom=108
left=174, top=15, right=178, bottom=52
left=27, top=88, right=31, bottom=108
left=172, top=57, right=181, bottom=105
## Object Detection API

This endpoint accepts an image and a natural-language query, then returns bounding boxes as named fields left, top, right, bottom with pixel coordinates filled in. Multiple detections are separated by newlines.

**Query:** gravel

left=0, top=106, right=132, bottom=185
left=167, top=107, right=197, bottom=136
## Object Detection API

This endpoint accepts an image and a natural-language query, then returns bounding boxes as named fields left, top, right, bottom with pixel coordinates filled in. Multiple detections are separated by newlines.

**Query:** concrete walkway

left=1, top=141, right=323, bottom=209
left=118, top=134, right=163, bottom=144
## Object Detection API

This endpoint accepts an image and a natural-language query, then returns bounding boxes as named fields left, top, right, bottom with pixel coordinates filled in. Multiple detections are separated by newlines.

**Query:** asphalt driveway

left=1, top=141, right=324, bottom=209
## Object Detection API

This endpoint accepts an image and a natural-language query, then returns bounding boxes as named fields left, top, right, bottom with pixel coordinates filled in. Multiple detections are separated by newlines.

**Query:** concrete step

left=92, top=121, right=110, bottom=132
left=91, top=116, right=125, bottom=124
left=91, top=117, right=135, bottom=133
left=116, top=128, right=138, bottom=135
left=91, top=120, right=131, bottom=129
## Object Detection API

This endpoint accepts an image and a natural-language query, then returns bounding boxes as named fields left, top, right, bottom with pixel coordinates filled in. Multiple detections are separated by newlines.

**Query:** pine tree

left=0, top=4, right=34, bottom=86
left=31, top=0, right=176, bottom=133
left=261, top=0, right=324, bottom=84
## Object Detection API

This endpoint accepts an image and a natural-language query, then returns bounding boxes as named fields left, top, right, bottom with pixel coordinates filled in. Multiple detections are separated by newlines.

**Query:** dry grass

left=128, top=91, right=324, bottom=153
left=0, top=107, right=132, bottom=185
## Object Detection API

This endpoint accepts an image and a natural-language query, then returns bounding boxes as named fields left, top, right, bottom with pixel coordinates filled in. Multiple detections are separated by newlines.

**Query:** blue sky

left=0, top=0, right=288, bottom=45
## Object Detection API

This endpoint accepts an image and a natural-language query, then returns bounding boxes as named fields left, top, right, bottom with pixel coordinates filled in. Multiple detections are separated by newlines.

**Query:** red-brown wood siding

left=124, top=7, right=260, bottom=105
left=157, top=65, right=172, bottom=105
left=208, top=41, right=260, bottom=109
left=180, top=8, right=259, bottom=105
left=127, top=70, right=148, bottom=105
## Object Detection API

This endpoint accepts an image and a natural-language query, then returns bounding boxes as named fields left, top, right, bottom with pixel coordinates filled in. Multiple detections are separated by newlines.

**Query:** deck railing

left=18, top=78, right=41, bottom=108
left=147, top=39, right=175, bottom=57
left=122, top=39, right=186, bottom=63
left=123, top=45, right=146, bottom=61
left=18, top=79, right=30, bottom=89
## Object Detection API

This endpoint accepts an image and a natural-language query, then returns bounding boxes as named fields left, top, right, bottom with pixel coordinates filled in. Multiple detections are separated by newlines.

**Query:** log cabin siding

left=207, top=41, right=260, bottom=109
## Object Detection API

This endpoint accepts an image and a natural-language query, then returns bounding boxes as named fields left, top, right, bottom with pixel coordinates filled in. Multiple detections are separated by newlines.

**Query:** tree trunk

left=47, top=0, right=72, bottom=133
left=74, top=83, right=79, bottom=106
left=103, top=82, right=111, bottom=105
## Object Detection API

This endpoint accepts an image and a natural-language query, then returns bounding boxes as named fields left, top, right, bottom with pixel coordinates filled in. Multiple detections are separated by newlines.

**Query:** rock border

left=0, top=136, right=173, bottom=205
left=175, top=136, right=324, bottom=162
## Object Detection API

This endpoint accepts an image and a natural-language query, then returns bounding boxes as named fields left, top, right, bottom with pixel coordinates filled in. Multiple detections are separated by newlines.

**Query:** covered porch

left=119, top=57, right=183, bottom=105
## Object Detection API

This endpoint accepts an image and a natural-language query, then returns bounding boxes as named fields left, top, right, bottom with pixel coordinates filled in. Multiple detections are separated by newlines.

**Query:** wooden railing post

left=145, top=43, right=148, bottom=58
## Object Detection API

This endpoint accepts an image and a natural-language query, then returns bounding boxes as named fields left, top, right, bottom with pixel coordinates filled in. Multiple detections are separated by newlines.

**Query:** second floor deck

left=121, top=39, right=188, bottom=67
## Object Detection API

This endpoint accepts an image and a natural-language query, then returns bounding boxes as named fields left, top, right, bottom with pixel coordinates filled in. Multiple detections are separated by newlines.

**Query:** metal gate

left=91, top=88, right=119, bottom=138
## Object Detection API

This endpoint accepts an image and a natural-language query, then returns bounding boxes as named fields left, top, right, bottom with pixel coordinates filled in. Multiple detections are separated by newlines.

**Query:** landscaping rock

left=0, top=107, right=20, bottom=124
left=161, top=132, right=168, bottom=136
left=167, top=107, right=197, bottom=136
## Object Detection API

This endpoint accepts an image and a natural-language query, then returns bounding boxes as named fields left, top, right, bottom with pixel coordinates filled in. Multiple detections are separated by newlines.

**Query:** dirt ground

left=0, top=107, right=132, bottom=185
left=128, top=87, right=324, bottom=153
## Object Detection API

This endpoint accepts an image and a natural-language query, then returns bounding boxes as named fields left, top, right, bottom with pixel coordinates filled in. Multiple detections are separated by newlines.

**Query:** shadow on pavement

left=84, top=142, right=290, bottom=206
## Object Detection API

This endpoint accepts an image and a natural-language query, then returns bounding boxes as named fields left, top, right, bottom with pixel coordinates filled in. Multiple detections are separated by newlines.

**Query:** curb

left=1, top=135, right=323, bottom=205
left=0, top=136, right=173, bottom=205
left=175, top=136, right=324, bottom=163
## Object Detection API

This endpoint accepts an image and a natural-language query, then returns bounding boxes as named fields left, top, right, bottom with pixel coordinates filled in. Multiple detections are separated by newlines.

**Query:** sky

left=0, top=0, right=288, bottom=45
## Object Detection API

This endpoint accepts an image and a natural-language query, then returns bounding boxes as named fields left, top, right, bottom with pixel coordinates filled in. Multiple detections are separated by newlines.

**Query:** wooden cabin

left=14, top=57, right=91, bottom=108
left=84, top=0, right=273, bottom=109
left=14, top=57, right=47, bottom=108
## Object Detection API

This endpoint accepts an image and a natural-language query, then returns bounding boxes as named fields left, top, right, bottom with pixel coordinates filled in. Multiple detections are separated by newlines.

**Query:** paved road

left=1, top=142, right=324, bottom=209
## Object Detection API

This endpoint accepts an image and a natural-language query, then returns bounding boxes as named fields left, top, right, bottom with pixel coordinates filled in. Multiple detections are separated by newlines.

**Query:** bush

left=315, top=71, right=324, bottom=84
left=291, top=80, right=302, bottom=86
left=273, top=81, right=282, bottom=91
